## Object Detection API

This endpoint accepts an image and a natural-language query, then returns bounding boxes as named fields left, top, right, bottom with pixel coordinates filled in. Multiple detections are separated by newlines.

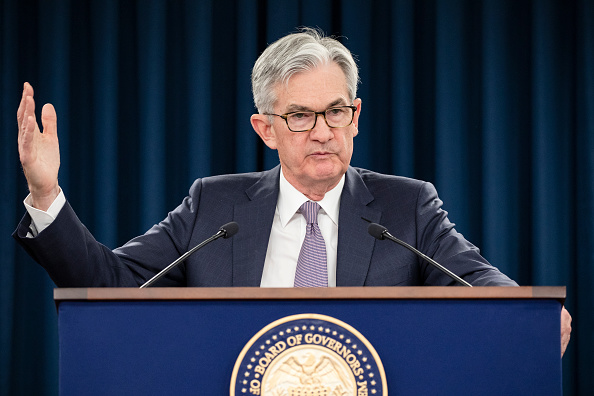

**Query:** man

left=14, top=29, right=571, bottom=353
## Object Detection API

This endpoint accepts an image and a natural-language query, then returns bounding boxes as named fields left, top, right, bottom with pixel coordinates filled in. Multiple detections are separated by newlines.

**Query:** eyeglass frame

left=264, top=105, right=358, bottom=133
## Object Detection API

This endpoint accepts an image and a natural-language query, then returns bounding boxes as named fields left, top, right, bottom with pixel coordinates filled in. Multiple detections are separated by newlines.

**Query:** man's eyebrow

left=285, top=104, right=312, bottom=112
left=285, top=98, right=348, bottom=113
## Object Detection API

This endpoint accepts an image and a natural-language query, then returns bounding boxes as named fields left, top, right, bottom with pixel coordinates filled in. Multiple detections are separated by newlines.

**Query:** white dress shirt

left=259, top=169, right=344, bottom=287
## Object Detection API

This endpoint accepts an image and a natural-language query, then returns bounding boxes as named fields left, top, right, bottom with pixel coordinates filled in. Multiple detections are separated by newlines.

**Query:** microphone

left=368, top=222, right=472, bottom=287
left=139, top=222, right=239, bottom=288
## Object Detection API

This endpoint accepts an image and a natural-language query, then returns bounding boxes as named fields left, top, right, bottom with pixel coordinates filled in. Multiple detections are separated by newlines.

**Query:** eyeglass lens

left=287, top=107, right=353, bottom=131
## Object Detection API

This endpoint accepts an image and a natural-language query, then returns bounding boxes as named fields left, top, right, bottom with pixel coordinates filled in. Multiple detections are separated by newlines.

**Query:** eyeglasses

left=265, top=105, right=357, bottom=133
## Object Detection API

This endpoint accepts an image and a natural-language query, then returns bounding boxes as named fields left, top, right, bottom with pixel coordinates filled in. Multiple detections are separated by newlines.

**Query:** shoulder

left=189, top=169, right=274, bottom=194
left=196, top=171, right=268, bottom=188
left=351, top=167, right=425, bottom=186
left=349, top=167, right=434, bottom=203
left=183, top=167, right=280, bottom=208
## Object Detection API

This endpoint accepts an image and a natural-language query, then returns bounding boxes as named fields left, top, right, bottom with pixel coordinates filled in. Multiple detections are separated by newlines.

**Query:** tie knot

left=299, top=201, right=321, bottom=224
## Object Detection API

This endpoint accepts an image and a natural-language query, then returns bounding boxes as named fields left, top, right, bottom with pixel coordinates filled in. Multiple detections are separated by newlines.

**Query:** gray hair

left=251, top=27, right=359, bottom=114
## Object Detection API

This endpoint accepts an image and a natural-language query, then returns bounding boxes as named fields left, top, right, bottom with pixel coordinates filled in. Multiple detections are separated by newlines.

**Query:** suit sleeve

left=415, top=182, right=518, bottom=286
left=12, top=180, right=204, bottom=288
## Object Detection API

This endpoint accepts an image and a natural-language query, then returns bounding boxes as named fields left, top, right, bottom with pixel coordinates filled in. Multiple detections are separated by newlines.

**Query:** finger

left=19, top=95, right=35, bottom=147
left=25, top=95, right=39, bottom=133
left=24, top=95, right=36, bottom=121
left=20, top=115, right=37, bottom=165
left=17, top=82, right=34, bottom=129
left=17, top=85, right=26, bottom=125
left=41, top=103, right=58, bottom=136
left=21, top=97, right=36, bottom=139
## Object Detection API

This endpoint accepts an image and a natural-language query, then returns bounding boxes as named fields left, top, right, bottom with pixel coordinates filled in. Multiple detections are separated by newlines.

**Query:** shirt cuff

left=24, top=188, right=66, bottom=237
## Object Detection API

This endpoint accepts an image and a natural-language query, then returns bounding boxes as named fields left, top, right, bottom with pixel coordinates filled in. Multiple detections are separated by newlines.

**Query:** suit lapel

left=231, top=166, right=381, bottom=287
left=232, top=166, right=280, bottom=286
left=336, top=167, right=381, bottom=286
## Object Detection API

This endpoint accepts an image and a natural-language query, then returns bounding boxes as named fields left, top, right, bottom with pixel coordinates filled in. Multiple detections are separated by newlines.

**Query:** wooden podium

left=55, top=287, right=564, bottom=395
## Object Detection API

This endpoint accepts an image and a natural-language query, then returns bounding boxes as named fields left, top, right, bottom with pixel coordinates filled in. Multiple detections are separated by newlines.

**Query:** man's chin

left=310, top=164, right=346, bottom=183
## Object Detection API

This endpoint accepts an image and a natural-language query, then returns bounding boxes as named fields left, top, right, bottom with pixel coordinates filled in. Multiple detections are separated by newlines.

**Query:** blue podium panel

left=58, top=294, right=561, bottom=395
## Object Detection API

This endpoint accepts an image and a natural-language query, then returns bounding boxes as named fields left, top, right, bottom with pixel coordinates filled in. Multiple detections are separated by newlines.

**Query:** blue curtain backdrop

left=1, top=0, right=592, bottom=394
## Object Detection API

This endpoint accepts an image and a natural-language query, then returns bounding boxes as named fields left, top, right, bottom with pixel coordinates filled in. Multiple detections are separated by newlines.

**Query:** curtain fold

left=1, top=0, right=591, bottom=394
left=576, top=0, right=594, bottom=392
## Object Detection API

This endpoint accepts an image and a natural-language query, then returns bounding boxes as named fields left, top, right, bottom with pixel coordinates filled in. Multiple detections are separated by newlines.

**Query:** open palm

left=17, top=83, right=61, bottom=211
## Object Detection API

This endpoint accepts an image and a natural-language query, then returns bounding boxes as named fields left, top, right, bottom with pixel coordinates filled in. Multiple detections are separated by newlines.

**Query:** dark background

left=1, top=0, right=592, bottom=394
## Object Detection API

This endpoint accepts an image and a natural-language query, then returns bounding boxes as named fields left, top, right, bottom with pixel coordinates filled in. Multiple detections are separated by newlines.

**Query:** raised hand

left=17, top=82, right=61, bottom=211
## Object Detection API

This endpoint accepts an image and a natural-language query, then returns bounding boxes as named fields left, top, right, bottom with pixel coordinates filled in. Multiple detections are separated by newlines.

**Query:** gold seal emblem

left=230, top=313, right=387, bottom=395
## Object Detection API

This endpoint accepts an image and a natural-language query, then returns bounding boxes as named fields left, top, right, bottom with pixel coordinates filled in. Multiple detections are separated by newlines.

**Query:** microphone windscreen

left=221, top=222, right=239, bottom=238
left=368, top=223, right=388, bottom=240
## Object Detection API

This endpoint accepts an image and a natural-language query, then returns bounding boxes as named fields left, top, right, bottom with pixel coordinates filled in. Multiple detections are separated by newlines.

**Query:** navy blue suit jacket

left=14, top=166, right=517, bottom=287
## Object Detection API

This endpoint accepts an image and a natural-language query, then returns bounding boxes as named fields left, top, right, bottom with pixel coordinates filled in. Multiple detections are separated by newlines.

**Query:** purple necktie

left=294, top=201, right=328, bottom=287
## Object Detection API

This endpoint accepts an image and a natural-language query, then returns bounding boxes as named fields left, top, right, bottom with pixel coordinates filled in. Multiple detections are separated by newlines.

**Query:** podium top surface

left=54, top=286, right=565, bottom=303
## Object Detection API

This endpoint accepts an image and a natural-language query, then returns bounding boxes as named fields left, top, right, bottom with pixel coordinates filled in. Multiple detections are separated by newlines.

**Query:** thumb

left=41, top=103, right=58, bottom=136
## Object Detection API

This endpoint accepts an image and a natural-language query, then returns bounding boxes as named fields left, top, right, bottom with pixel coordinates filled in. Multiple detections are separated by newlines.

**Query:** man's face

left=253, top=63, right=361, bottom=196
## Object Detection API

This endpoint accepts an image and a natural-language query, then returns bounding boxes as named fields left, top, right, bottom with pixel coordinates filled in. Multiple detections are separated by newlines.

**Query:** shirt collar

left=277, top=167, right=345, bottom=227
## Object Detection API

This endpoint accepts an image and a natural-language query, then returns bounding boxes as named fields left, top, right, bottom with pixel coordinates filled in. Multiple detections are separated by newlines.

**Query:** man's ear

left=352, top=98, right=362, bottom=136
left=251, top=114, right=277, bottom=150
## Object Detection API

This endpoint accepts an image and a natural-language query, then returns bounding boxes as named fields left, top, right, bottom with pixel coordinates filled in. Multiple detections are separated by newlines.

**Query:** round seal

left=230, top=313, right=387, bottom=395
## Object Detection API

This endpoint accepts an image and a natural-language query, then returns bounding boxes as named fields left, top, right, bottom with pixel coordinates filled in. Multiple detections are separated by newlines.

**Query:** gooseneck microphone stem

left=140, top=222, right=239, bottom=289
left=140, top=233, right=222, bottom=289
left=368, top=223, right=472, bottom=287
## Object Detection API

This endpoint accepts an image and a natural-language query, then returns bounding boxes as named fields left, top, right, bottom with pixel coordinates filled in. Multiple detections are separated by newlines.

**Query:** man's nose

left=309, top=113, right=333, bottom=142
